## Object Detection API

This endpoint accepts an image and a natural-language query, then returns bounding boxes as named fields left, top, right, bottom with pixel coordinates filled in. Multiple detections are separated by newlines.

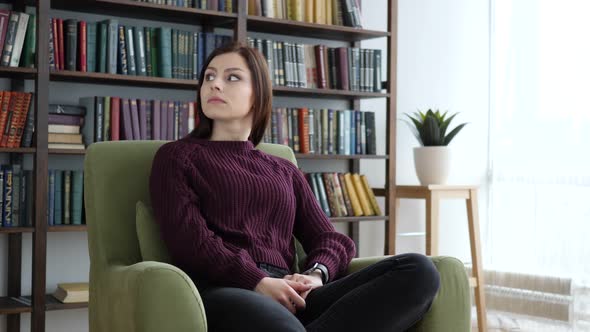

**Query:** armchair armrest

left=345, top=256, right=471, bottom=332
left=94, top=261, right=207, bottom=332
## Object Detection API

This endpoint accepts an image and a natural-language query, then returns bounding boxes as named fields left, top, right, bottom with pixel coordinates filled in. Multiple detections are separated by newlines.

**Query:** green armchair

left=84, top=141, right=470, bottom=332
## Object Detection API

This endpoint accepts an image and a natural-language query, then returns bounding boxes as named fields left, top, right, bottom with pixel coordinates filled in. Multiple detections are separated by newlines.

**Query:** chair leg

left=466, top=189, right=487, bottom=332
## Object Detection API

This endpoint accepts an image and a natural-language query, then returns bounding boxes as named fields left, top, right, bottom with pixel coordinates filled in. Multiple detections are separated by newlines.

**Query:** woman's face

left=199, top=52, right=254, bottom=124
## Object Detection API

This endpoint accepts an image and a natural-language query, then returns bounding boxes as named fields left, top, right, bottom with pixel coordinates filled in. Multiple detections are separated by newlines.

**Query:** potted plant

left=403, top=109, right=467, bottom=185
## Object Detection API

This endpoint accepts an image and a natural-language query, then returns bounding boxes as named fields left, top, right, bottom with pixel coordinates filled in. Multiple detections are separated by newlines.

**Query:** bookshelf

left=0, top=0, right=397, bottom=331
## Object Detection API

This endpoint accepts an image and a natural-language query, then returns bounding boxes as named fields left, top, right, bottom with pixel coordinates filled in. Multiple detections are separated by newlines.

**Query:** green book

left=97, top=21, right=107, bottom=73
left=103, top=96, right=111, bottom=141
left=63, top=171, right=71, bottom=225
left=71, top=171, right=83, bottom=225
left=150, top=27, right=158, bottom=77
left=21, top=13, right=36, bottom=68
left=86, top=22, right=97, bottom=72
left=54, top=170, right=63, bottom=225
left=144, top=27, right=152, bottom=76
left=157, top=27, right=172, bottom=78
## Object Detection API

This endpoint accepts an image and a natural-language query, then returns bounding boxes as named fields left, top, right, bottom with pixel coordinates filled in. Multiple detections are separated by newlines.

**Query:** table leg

left=466, top=189, right=487, bottom=332
left=425, top=191, right=440, bottom=256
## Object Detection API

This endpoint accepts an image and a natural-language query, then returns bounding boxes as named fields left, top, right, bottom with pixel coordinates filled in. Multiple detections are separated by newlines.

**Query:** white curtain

left=489, top=0, right=590, bottom=330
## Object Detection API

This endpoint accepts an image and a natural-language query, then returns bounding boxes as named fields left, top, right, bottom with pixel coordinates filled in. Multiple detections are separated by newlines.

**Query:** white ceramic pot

left=413, top=146, right=450, bottom=185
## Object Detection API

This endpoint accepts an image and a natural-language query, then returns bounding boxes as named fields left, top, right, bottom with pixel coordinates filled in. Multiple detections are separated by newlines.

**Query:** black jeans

left=200, top=253, right=440, bottom=332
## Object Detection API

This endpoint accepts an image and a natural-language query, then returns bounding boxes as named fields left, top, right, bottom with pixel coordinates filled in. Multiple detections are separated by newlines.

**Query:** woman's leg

left=201, top=286, right=306, bottom=332
left=300, top=253, right=440, bottom=332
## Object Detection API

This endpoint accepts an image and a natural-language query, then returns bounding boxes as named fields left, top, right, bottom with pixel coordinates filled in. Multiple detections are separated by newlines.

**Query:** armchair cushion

left=136, top=200, right=171, bottom=263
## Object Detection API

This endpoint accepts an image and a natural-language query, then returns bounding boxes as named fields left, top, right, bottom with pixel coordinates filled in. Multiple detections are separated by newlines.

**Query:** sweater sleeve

left=291, top=166, right=356, bottom=282
left=149, top=143, right=267, bottom=290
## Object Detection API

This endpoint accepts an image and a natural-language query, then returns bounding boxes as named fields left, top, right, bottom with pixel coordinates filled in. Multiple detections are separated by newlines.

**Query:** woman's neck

left=210, top=122, right=251, bottom=141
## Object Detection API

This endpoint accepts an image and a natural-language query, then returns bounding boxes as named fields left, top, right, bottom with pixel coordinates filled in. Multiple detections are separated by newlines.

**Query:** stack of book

left=132, top=0, right=236, bottom=12
left=0, top=161, right=33, bottom=228
left=0, top=91, right=34, bottom=148
left=48, top=104, right=86, bottom=150
left=79, top=96, right=197, bottom=145
left=49, top=17, right=231, bottom=80
left=52, top=282, right=89, bottom=303
left=248, top=37, right=382, bottom=92
left=262, top=107, right=376, bottom=155
left=0, top=8, right=36, bottom=68
left=249, top=0, right=363, bottom=28
left=305, top=172, right=381, bottom=218
left=47, top=169, right=84, bottom=226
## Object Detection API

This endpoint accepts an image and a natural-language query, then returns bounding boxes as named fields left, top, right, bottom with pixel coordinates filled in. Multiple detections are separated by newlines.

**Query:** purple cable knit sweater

left=149, top=136, right=356, bottom=290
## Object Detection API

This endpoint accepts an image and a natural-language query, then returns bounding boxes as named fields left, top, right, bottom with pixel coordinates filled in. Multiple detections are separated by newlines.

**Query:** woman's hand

left=254, top=277, right=312, bottom=314
left=283, top=272, right=323, bottom=300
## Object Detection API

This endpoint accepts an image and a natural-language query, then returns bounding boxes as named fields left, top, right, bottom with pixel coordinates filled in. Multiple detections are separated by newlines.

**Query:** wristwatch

left=302, top=262, right=329, bottom=284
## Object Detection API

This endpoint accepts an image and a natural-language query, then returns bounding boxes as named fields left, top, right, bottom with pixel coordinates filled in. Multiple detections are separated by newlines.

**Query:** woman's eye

left=205, top=73, right=215, bottom=81
left=228, top=74, right=240, bottom=81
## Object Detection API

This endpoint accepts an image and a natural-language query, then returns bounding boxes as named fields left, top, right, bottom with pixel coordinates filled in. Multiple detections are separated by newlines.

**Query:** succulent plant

left=404, top=109, right=468, bottom=146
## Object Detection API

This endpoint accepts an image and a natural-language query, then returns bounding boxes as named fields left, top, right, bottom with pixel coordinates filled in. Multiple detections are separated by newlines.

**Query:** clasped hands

left=254, top=271, right=323, bottom=314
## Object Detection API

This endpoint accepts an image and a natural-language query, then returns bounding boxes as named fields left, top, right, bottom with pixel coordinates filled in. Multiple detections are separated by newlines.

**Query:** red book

left=78, top=21, right=87, bottom=72
left=0, top=91, right=8, bottom=144
left=13, top=93, right=32, bottom=147
left=110, top=97, right=120, bottom=141
left=314, top=45, right=327, bottom=89
left=7, top=92, right=26, bottom=148
left=0, top=10, right=11, bottom=55
left=337, top=47, right=350, bottom=90
left=1, top=92, right=19, bottom=147
left=58, top=18, right=65, bottom=71
left=52, top=18, right=60, bottom=70
left=298, top=107, right=310, bottom=154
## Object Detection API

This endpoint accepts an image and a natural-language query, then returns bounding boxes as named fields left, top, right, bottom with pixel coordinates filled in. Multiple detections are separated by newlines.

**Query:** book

left=52, top=282, right=89, bottom=303
left=361, top=175, right=381, bottom=216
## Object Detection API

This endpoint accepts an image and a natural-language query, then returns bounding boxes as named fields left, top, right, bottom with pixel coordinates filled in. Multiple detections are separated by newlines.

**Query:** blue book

left=2, top=166, right=13, bottom=227
left=71, top=171, right=83, bottom=225
left=54, top=170, right=63, bottom=225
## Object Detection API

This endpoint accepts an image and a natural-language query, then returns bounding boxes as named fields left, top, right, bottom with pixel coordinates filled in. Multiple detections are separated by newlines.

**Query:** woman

left=149, top=42, right=440, bottom=332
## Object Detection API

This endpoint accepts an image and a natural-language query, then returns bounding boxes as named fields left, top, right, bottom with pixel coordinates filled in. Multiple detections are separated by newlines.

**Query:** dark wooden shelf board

left=0, top=147, right=36, bottom=154
left=50, top=70, right=199, bottom=90
left=51, top=0, right=237, bottom=27
left=48, top=148, right=87, bottom=155
left=295, top=153, right=388, bottom=160
left=48, top=225, right=87, bottom=232
left=330, top=215, right=389, bottom=223
left=0, top=296, right=32, bottom=314
left=0, top=66, right=37, bottom=79
left=44, top=295, right=88, bottom=311
left=0, top=227, right=34, bottom=233
left=273, top=86, right=389, bottom=99
left=247, top=15, right=389, bottom=41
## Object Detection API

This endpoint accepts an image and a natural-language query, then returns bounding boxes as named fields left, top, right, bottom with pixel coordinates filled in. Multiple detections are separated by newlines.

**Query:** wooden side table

left=396, top=185, right=487, bottom=332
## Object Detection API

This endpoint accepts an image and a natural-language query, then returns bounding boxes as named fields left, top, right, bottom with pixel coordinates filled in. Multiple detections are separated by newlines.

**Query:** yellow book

left=352, top=173, right=374, bottom=216
left=344, top=173, right=364, bottom=216
left=325, top=0, right=332, bottom=25
left=314, top=0, right=325, bottom=24
left=305, top=0, right=314, bottom=23
left=52, top=282, right=89, bottom=303
left=361, top=175, right=382, bottom=216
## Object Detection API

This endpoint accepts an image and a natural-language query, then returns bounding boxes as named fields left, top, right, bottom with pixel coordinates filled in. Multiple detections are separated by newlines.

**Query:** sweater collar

left=191, top=137, right=255, bottom=152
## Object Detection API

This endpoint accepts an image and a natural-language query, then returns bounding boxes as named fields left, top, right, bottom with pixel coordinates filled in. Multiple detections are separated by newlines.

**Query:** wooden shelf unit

left=0, top=1, right=398, bottom=331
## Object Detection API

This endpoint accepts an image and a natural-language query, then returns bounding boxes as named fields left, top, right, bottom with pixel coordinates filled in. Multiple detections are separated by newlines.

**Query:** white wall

left=356, top=0, right=491, bottom=261
left=1, top=1, right=491, bottom=331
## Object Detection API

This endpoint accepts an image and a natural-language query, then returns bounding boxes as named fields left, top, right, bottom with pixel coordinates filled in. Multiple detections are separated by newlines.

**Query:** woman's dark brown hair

left=190, top=41, right=272, bottom=146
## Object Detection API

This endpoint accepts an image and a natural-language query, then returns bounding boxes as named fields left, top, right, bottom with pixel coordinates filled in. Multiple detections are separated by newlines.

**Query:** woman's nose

left=209, top=78, right=223, bottom=91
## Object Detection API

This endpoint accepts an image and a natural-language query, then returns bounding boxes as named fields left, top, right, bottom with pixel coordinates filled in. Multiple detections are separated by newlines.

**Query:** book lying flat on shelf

left=52, top=282, right=89, bottom=303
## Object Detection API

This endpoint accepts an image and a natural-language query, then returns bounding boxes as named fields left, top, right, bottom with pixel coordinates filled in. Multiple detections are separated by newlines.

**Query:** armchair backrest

left=84, top=140, right=300, bottom=270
